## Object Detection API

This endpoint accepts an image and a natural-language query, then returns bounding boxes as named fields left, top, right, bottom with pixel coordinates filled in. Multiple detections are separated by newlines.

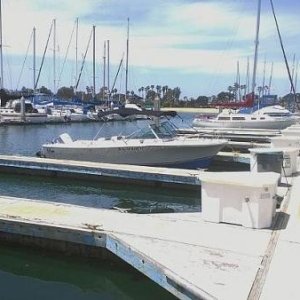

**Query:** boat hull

left=0, top=113, right=47, bottom=124
left=192, top=118, right=297, bottom=130
left=41, top=140, right=226, bottom=169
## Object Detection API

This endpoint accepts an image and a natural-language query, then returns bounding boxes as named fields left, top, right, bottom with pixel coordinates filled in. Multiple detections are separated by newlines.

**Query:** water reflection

left=0, top=173, right=201, bottom=213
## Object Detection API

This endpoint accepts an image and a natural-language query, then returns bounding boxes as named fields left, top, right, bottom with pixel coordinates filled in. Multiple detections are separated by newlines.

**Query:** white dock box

left=201, top=172, right=280, bottom=229
left=249, top=148, right=298, bottom=177
left=281, top=128, right=300, bottom=137
left=270, top=136, right=300, bottom=149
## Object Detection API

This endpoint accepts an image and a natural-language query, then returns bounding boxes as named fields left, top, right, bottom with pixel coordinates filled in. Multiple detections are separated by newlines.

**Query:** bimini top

left=97, top=107, right=177, bottom=119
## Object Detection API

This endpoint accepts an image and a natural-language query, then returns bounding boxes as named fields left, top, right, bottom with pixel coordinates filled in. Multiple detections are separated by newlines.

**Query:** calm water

left=0, top=113, right=201, bottom=300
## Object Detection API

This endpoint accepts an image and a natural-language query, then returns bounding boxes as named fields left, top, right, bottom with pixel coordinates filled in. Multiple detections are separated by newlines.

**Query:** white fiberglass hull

left=41, top=137, right=227, bottom=168
left=192, top=117, right=297, bottom=130
left=0, top=113, right=47, bottom=123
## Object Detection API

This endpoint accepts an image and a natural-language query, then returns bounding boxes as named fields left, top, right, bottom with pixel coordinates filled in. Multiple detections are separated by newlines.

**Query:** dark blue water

left=0, top=113, right=199, bottom=299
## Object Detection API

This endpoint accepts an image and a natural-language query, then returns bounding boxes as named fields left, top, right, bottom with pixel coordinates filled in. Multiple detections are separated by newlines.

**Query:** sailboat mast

left=75, top=17, right=78, bottom=93
left=236, top=61, right=241, bottom=102
left=246, top=57, right=250, bottom=94
left=107, top=39, right=110, bottom=104
left=53, top=18, right=56, bottom=94
left=0, top=0, right=3, bottom=89
left=251, top=0, right=261, bottom=97
left=92, top=25, right=96, bottom=99
left=103, top=41, right=106, bottom=99
left=33, top=27, right=36, bottom=93
left=262, top=56, right=266, bottom=96
left=125, top=18, right=129, bottom=102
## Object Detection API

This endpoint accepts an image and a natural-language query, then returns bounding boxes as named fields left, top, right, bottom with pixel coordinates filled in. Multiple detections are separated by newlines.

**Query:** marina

left=0, top=106, right=299, bottom=299
left=0, top=0, right=300, bottom=297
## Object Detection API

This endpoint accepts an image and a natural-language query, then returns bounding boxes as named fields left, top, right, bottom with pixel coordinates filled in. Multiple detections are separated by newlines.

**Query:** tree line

left=15, top=83, right=299, bottom=109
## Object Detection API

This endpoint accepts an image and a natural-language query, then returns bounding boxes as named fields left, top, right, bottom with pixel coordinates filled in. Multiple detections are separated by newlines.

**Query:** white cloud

left=1, top=0, right=299, bottom=96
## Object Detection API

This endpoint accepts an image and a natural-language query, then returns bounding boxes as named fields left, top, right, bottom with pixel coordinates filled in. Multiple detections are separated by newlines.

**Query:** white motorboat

left=192, top=105, right=299, bottom=130
left=38, top=109, right=227, bottom=168
left=0, top=97, right=47, bottom=124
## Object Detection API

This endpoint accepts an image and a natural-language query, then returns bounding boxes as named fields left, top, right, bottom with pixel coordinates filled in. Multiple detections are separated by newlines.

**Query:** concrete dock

left=0, top=186, right=286, bottom=300
left=0, top=165, right=298, bottom=299
left=0, top=154, right=299, bottom=299
left=0, top=155, right=202, bottom=189
left=0, top=154, right=250, bottom=190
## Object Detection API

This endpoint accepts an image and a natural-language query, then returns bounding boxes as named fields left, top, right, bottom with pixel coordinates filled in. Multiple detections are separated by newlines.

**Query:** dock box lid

left=200, top=171, right=280, bottom=188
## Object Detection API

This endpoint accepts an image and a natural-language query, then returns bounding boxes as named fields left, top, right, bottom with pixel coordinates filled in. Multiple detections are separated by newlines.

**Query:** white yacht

left=38, top=110, right=227, bottom=169
left=192, top=105, right=299, bottom=130
left=0, top=97, right=47, bottom=124
left=192, top=0, right=300, bottom=130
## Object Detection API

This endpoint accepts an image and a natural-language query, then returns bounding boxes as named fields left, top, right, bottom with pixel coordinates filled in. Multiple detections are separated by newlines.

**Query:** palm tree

left=145, top=86, right=150, bottom=99
left=156, top=85, right=161, bottom=97
left=141, top=87, right=145, bottom=100
left=227, top=86, right=234, bottom=102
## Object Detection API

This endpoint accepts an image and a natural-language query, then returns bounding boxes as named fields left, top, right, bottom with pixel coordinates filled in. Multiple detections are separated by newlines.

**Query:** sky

left=1, top=0, right=300, bottom=98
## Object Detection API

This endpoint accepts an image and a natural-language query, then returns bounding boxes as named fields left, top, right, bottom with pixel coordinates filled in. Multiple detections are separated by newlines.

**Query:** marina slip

left=0, top=150, right=299, bottom=299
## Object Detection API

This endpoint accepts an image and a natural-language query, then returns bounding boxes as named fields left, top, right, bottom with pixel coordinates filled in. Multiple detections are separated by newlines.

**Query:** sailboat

left=192, top=0, right=299, bottom=130
left=0, top=2, right=47, bottom=124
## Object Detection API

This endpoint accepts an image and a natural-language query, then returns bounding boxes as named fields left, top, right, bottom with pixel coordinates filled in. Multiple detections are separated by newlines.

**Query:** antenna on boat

left=153, top=95, right=161, bottom=127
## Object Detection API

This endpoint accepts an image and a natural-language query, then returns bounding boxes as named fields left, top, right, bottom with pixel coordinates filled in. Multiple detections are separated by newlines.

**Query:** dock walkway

left=0, top=153, right=250, bottom=190
left=0, top=155, right=299, bottom=299
left=0, top=196, right=277, bottom=299
left=0, top=155, right=202, bottom=189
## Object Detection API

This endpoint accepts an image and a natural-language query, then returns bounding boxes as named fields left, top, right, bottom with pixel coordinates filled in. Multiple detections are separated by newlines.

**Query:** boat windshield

left=129, top=121, right=176, bottom=139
